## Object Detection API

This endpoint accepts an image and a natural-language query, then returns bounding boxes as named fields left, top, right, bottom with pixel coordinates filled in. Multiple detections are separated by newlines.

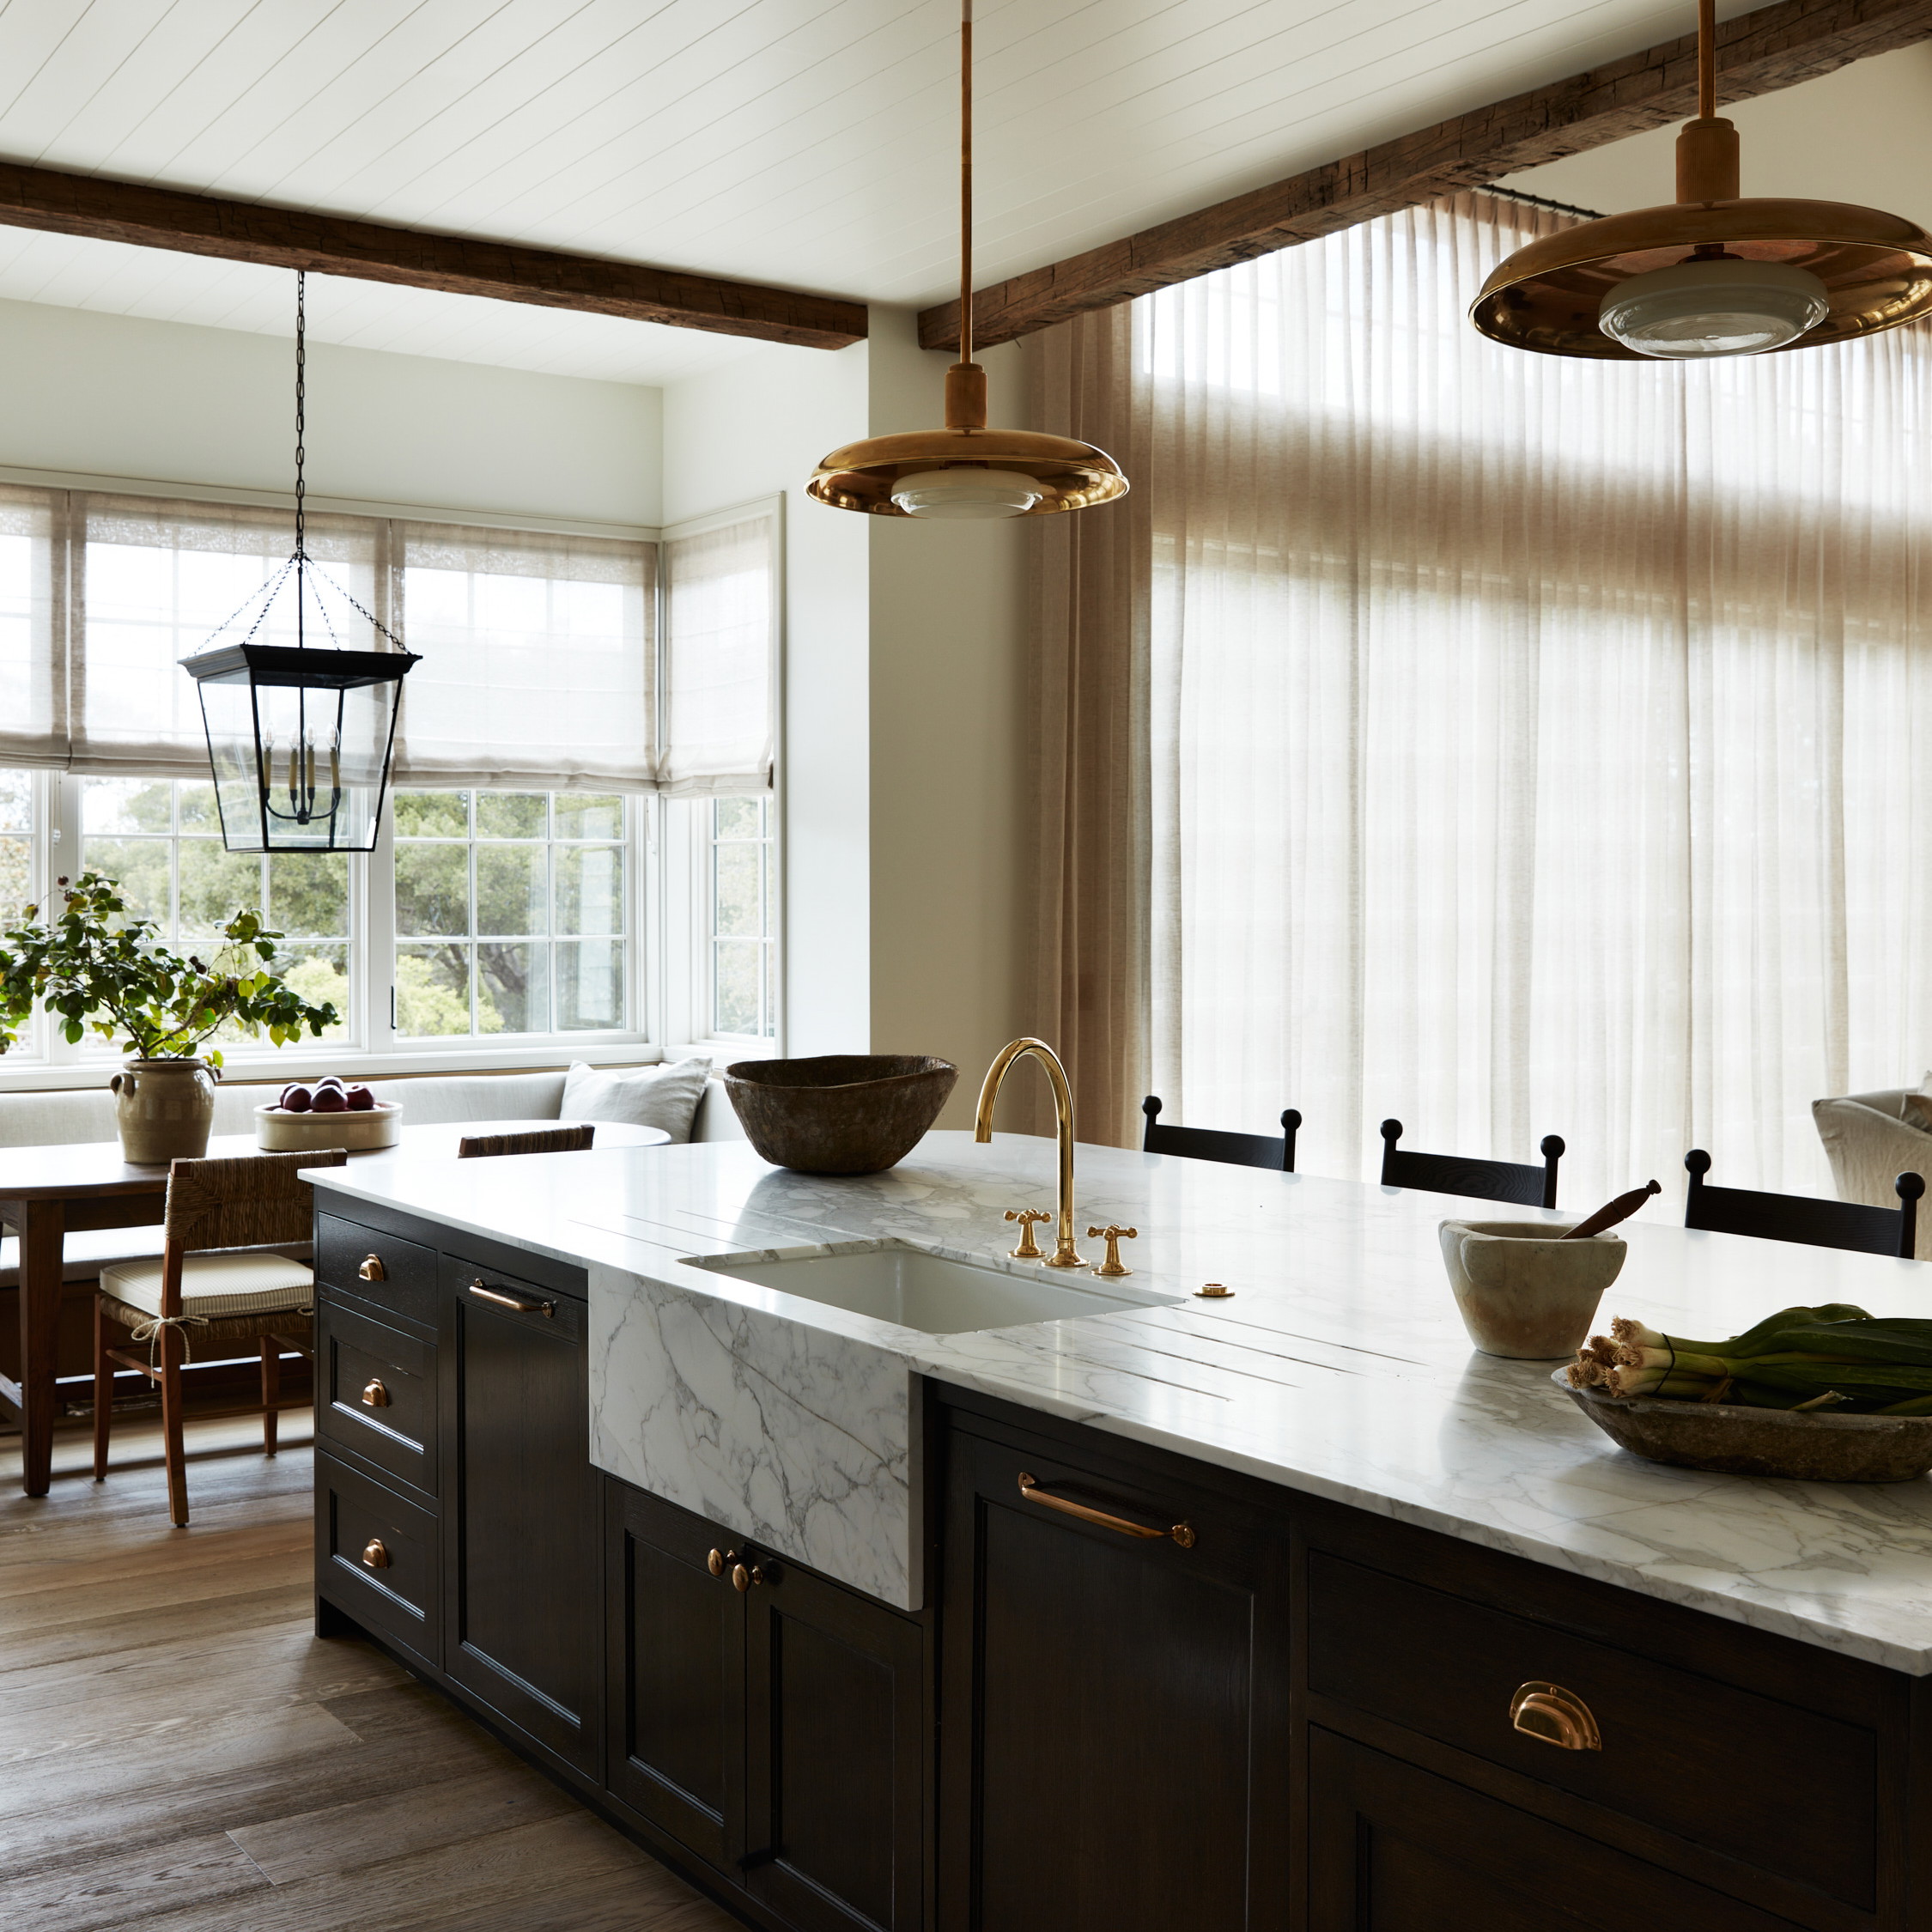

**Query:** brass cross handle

left=1087, top=1224, right=1138, bottom=1278
left=1005, top=1207, right=1053, bottom=1261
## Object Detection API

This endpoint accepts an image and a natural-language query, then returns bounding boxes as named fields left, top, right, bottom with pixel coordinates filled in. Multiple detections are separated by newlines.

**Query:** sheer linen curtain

left=1029, top=191, right=1932, bottom=1203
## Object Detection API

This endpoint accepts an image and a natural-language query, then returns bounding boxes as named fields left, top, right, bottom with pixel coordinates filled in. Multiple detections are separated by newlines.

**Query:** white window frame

left=655, top=495, right=785, bottom=1060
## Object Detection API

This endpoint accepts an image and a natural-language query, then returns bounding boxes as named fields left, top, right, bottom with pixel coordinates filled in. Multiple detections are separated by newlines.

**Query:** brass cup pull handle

left=469, top=1279, right=556, bottom=1317
left=357, top=1255, right=386, bottom=1282
left=1510, top=1681, right=1601, bottom=1752
left=360, top=1378, right=391, bottom=1408
left=361, top=1538, right=390, bottom=1570
left=1017, top=1472, right=1195, bottom=1549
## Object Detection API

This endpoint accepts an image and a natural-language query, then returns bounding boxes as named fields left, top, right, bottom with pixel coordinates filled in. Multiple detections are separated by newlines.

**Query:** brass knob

left=732, top=1562, right=752, bottom=1592
left=361, top=1537, right=391, bottom=1570
left=360, top=1378, right=391, bottom=1408
left=1510, top=1681, right=1601, bottom=1752
left=358, top=1255, right=386, bottom=1282
left=708, top=1547, right=730, bottom=1578
left=1087, top=1224, right=1138, bottom=1279
left=730, top=1558, right=774, bottom=1592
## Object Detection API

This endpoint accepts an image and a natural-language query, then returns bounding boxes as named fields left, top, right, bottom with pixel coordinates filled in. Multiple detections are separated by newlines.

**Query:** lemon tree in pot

left=0, top=872, right=339, bottom=1163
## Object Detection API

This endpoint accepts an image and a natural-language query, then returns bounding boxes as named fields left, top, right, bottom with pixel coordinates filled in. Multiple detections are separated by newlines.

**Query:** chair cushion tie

left=127, top=1312, right=210, bottom=1370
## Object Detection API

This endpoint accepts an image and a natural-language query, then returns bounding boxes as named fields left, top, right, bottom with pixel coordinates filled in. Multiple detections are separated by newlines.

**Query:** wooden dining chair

left=1684, top=1149, right=1923, bottom=1258
left=93, top=1148, right=347, bottom=1528
left=1141, top=1096, right=1301, bottom=1172
left=1378, top=1120, right=1565, bottom=1209
left=457, top=1124, right=596, bottom=1158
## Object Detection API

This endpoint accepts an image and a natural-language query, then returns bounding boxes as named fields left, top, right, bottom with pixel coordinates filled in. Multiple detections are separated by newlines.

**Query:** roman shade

left=659, top=508, right=777, bottom=796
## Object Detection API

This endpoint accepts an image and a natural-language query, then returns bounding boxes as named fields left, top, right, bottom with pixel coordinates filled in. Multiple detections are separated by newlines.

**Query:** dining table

left=0, top=1115, right=671, bottom=1496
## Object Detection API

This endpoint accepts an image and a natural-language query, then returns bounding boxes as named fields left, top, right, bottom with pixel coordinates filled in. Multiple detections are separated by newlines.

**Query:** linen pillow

left=1904, top=1088, right=1932, bottom=1135
left=563, top=1058, right=711, bottom=1144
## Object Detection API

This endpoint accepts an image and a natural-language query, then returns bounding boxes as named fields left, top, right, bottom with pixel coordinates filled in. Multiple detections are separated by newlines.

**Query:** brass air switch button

left=1194, top=1282, right=1234, bottom=1299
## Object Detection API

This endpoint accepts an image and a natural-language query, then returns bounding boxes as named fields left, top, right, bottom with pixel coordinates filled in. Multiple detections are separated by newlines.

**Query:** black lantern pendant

left=179, top=274, right=419, bottom=853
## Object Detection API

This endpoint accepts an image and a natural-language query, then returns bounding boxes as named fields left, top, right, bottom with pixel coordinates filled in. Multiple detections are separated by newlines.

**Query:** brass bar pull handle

left=358, top=1255, right=386, bottom=1281
left=1510, top=1681, right=1602, bottom=1752
left=469, top=1279, right=556, bottom=1318
left=361, top=1538, right=390, bottom=1570
left=1017, top=1472, right=1196, bottom=1549
left=360, top=1378, right=391, bottom=1408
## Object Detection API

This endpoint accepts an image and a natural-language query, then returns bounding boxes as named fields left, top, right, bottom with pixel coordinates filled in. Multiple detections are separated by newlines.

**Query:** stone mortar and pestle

left=1439, top=1180, right=1662, bottom=1359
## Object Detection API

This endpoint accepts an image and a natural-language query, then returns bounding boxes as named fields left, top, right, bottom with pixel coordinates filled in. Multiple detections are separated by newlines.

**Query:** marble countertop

left=309, top=1131, right=1932, bottom=1673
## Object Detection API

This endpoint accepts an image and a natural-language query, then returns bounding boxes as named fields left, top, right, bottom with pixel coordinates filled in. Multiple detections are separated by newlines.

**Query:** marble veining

left=310, top=1132, right=1932, bottom=1672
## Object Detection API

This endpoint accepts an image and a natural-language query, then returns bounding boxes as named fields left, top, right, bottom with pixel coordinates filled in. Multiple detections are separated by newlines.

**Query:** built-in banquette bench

left=0, top=1066, right=743, bottom=1394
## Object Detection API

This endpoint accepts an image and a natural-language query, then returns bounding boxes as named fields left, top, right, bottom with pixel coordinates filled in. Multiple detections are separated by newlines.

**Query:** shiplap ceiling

left=0, top=0, right=1890, bottom=386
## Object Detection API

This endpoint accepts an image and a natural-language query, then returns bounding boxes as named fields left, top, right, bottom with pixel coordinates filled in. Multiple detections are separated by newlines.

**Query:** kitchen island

left=306, top=1133, right=1932, bottom=1932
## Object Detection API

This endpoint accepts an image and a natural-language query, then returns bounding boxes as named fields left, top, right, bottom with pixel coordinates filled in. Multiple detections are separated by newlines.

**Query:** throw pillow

left=1905, top=1090, right=1932, bottom=1135
left=563, top=1058, right=711, bottom=1144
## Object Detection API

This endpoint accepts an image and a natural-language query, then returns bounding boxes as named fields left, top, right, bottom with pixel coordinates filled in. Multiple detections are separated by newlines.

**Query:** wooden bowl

left=255, top=1102, right=402, bottom=1152
left=1554, top=1368, right=1932, bottom=1482
left=723, top=1056, right=957, bottom=1176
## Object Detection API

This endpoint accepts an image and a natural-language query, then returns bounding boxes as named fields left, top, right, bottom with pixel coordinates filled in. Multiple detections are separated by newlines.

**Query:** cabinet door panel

left=939, top=1420, right=1289, bottom=1932
left=1308, top=1729, right=1805, bottom=1932
left=605, top=1479, right=742, bottom=1868
left=745, top=1558, right=925, bottom=1932
left=442, top=1265, right=599, bottom=1774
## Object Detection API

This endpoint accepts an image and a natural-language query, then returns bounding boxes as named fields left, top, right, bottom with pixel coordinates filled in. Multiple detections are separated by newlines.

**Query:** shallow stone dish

left=724, top=1055, right=957, bottom=1176
left=1554, top=1367, right=1932, bottom=1483
left=254, top=1102, right=402, bottom=1152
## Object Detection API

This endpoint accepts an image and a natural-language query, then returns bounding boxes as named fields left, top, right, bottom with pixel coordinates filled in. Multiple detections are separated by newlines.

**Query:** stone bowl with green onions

left=1559, top=1305, right=1932, bottom=1482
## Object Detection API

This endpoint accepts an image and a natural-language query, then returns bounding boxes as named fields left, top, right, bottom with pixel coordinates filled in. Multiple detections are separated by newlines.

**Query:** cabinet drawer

left=317, top=1296, right=436, bottom=1500
left=316, top=1213, right=439, bottom=1330
left=316, top=1450, right=439, bottom=1667
left=1306, top=1551, right=1876, bottom=1909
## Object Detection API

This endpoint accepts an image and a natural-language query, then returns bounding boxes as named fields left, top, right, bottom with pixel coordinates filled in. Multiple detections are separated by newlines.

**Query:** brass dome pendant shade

left=1471, top=0, right=1932, bottom=361
left=806, top=1, right=1127, bottom=518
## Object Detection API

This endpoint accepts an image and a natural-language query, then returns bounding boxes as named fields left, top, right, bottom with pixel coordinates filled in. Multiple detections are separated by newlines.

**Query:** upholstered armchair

left=1813, top=1087, right=1932, bottom=1261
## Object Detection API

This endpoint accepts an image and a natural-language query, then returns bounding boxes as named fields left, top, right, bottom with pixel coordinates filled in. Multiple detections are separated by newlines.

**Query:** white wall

left=0, top=296, right=660, bottom=529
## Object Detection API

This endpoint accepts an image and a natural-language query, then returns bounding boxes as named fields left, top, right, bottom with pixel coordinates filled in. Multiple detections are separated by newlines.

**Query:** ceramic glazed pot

left=724, top=1055, right=957, bottom=1176
left=111, top=1057, right=218, bottom=1165
left=1438, top=1218, right=1627, bottom=1360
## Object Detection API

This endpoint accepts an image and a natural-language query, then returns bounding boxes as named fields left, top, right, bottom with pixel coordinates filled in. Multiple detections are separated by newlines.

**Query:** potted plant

left=0, top=872, right=340, bottom=1163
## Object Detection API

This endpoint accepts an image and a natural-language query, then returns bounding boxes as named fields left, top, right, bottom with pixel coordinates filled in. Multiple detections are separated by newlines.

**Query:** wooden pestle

left=1561, top=1178, right=1662, bottom=1241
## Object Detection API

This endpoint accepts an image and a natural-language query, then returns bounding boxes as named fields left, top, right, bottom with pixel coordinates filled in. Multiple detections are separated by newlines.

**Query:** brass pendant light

left=806, top=0, right=1127, bottom=519
left=1471, top=0, right=1932, bottom=361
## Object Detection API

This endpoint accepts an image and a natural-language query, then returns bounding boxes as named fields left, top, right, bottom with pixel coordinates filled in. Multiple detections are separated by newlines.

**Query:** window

left=0, top=484, right=780, bottom=1084
left=708, top=796, right=776, bottom=1039
left=78, top=779, right=351, bottom=1042
left=392, top=789, right=631, bottom=1040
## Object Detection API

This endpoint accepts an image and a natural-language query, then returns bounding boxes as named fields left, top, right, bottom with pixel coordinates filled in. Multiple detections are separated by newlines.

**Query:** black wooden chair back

left=1142, top=1096, right=1300, bottom=1173
left=1378, top=1120, right=1564, bottom=1210
left=1683, top=1150, right=1923, bottom=1258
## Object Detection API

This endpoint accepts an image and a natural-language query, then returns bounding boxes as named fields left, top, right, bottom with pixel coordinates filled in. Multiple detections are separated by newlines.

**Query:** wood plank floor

left=0, top=1413, right=744, bottom=1932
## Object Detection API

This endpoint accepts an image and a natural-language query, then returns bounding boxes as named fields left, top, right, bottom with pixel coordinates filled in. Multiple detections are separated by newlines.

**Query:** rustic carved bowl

left=724, top=1055, right=957, bottom=1176
left=1554, top=1369, right=1932, bottom=1483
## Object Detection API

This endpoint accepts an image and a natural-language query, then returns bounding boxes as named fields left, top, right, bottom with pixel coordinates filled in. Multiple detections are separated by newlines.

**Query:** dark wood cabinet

left=936, top=1404, right=1291, bottom=1932
left=440, top=1252, right=602, bottom=1777
left=607, top=1478, right=928, bottom=1932
left=1307, top=1728, right=1807, bottom=1932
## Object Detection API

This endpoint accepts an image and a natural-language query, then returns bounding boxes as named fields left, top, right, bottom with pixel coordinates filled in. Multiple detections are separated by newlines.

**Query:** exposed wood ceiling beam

left=920, top=0, right=1932, bottom=353
left=0, top=161, right=867, bottom=351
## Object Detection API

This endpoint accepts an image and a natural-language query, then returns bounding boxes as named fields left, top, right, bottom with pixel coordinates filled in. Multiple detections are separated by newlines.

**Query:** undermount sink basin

left=687, top=1239, right=1177, bottom=1336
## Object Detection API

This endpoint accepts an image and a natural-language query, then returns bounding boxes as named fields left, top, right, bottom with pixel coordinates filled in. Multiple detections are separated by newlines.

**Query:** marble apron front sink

left=588, top=1239, right=1175, bottom=1611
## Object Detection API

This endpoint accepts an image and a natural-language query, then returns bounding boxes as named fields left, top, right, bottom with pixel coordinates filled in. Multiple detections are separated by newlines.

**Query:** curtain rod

left=1474, top=183, right=1607, bottom=222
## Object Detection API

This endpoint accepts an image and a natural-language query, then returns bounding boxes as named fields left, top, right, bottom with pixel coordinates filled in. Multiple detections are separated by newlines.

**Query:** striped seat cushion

left=98, top=1251, right=317, bottom=1320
